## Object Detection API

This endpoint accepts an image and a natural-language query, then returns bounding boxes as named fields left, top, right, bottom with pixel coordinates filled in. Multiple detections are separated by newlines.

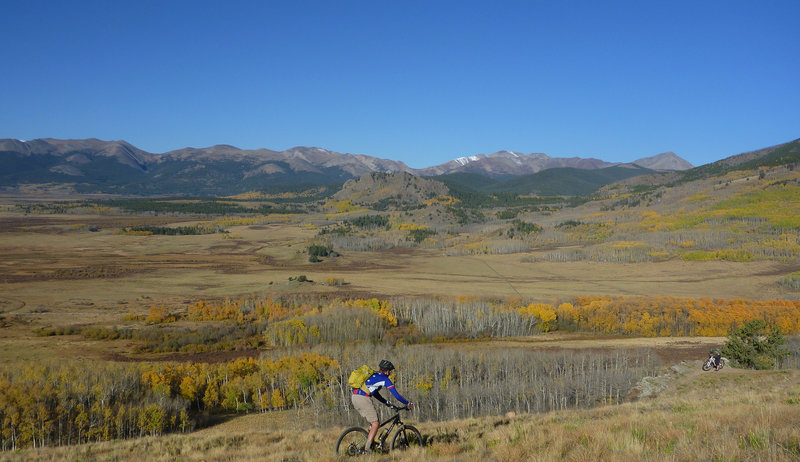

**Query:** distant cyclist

left=710, top=348, right=723, bottom=371
left=351, top=360, right=414, bottom=453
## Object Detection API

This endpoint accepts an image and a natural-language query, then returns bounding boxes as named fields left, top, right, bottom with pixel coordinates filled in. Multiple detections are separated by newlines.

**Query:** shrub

left=308, top=244, right=337, bottom=262
left=511, top=220, right=543, bottom=235
left=145, top=306, right=177, bottom=324
left=722, top=319, right=789, bottom=369
left=556, top=220, right=584, bottom=229
left=308, top=244, right=333, bottom=258
left=347, top=214, right=389, bottom=229
left=496, top=209, right=519, bottom=220
left=408, top=228, right=436, bottom=243
left=780, top=272, right=800, bottom=290
left=681, top=249, right=755, bottom=262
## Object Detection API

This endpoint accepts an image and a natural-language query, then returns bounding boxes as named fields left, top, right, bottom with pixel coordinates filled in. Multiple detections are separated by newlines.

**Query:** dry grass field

left=0, top=201, right=791, bottom=300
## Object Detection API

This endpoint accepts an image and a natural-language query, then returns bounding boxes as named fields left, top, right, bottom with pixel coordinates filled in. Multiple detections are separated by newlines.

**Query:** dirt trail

left=0, top=296, right=26, bottom=313
left=631, top=355, right=744, bottom=400
left=439, top=333, right=725, bottom=365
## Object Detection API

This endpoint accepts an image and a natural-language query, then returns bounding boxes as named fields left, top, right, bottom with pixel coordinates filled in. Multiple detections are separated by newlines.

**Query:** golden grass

left=6, top=365, right=798, bottom=461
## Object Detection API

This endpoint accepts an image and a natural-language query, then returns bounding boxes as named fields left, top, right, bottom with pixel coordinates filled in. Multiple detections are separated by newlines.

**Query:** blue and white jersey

left=354, top=372, right=409, bottom=405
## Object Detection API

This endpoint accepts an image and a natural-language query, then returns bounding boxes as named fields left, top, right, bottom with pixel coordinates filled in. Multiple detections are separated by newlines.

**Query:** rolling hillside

left=437, top=164, right=657, bottom=196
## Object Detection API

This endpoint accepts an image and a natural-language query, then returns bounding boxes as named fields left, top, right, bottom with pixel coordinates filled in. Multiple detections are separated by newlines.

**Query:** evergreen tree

left=722, top=319, right=789, bottom=369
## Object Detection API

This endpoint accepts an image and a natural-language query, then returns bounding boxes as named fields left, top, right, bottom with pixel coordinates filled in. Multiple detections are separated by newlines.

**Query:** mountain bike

left=702, top=353, right=725, bottom=371
left=335, top=406, right=422, bottom=456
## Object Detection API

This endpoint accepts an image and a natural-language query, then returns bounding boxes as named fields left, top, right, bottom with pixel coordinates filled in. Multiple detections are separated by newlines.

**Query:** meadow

left=1, top=160, right=799, bottom=459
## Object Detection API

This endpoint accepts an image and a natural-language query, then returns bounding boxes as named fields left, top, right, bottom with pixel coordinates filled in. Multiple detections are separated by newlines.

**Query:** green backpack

left=348, top=365, right=375, bottom=392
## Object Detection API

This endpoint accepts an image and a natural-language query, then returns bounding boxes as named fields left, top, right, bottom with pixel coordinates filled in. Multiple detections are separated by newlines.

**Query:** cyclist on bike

left=710, top=348, right=723, bottom=371
left=351, top=360, right=414, bottom=453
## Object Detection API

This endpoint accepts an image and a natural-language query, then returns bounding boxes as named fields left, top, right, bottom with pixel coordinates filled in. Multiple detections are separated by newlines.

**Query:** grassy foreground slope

left=6, top=364, right=799, bottom=462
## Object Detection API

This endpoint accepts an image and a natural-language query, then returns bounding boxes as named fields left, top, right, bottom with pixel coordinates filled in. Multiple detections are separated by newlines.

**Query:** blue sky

left=1, top=1, right=798, bottom=168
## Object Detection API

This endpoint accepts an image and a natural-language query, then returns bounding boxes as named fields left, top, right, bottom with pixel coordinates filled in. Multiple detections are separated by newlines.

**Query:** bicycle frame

left=374, top=412, right=403, bottom=446
left=380, top=412, right=403, bottom=429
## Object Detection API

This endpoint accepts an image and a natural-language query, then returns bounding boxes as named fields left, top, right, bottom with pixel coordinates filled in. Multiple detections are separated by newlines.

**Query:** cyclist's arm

left=372, top=390, right=389, bottom=406
left=385, top=383, right=409, bottom=406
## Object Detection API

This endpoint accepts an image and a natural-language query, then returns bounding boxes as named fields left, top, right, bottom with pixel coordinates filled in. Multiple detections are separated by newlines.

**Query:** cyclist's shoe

left=358, top=442, right=378, bottom=454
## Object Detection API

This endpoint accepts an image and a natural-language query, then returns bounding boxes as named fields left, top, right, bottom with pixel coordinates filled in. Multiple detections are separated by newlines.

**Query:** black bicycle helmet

left=378, top=359, right=395, bottom=372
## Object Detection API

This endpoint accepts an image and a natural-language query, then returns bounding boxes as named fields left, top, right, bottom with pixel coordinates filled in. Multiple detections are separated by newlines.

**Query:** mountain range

left=0, top=137, right=693, bottom=195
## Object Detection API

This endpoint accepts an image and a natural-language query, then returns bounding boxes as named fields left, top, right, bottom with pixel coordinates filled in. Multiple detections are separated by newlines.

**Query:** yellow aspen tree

left=179, top=375, right=199, bottom=404
left=270, top=389, right=285, bottom=409
left=202, top=381, right=220, bottom=409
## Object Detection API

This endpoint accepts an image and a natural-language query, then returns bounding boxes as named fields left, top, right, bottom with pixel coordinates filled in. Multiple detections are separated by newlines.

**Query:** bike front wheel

left=702, top=361, right=713, bottom=371
left=391, top=424, right=422, bottom=451
left=335, top=427, right=369, bottom=456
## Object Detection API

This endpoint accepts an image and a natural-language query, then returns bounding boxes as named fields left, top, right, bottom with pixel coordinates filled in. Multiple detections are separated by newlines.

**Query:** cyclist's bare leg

left=366, top=420, right=379, bottom=450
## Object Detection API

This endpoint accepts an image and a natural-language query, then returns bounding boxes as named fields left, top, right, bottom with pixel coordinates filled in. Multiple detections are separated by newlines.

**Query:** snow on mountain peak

left=454, top=155, right=481, bottom=166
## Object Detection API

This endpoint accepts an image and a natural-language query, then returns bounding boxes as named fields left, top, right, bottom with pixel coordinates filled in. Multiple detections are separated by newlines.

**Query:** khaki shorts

left=351, top=393, right=378, bottom=422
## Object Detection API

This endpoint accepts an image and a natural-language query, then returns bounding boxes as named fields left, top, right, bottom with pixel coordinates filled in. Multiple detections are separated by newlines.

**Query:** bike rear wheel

left=391, top=424, right=422, bottom=450
left=335, top=427, right=369, bottom=456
